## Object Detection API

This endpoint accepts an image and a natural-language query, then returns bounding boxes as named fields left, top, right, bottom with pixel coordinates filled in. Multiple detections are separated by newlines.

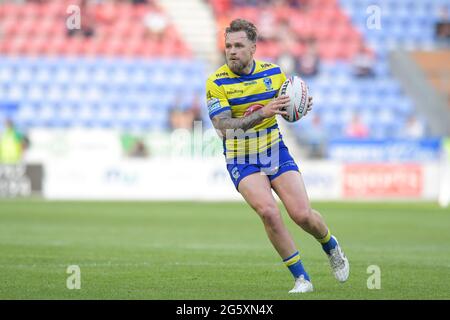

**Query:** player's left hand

left=304, top=96, right=313, bottom=116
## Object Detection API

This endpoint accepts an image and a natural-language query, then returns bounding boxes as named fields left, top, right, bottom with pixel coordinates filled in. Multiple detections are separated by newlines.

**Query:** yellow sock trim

left=284, top=254, right=300, bottom=267
left=318, top=229, right=331, bottom=244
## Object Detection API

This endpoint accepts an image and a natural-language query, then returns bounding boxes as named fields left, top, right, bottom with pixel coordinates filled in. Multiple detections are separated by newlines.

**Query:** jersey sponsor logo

left=215, top=71, right=229, bottom=77
left=226, top=89, right=244, bottom=95
left=207, top=98, right=222, bottom=114
left=260, top=63, right=272, bottom=69
left=263, top=77, right=273, bottom=91
left=244, top=80, right=258, bottom=86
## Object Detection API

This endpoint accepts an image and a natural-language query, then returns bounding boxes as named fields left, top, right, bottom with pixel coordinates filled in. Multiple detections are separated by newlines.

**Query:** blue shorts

left=225, top=140, right=299, bottom=191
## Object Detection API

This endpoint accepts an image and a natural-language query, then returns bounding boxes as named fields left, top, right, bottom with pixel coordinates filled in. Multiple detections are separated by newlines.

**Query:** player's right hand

left=261, top=95, right=290, bottom=118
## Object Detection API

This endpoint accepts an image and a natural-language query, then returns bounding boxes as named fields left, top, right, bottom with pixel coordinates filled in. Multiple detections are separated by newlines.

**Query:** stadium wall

left=38, top=159, right=441, bottom=201
left=1, top=129, right=447, bottom=202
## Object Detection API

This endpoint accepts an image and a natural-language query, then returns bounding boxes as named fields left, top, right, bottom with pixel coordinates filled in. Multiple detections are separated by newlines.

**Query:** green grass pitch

left=0, top=200, right=449, bottom=299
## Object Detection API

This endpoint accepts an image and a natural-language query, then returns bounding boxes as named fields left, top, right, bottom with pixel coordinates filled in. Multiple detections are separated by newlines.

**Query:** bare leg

left=238, top=172, right=297, bottom=258
left=271, top=170, right=328, bottom=239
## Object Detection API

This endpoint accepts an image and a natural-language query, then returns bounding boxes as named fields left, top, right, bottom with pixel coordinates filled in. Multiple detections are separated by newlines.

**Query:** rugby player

left=206, top=19, right=349, bottom=293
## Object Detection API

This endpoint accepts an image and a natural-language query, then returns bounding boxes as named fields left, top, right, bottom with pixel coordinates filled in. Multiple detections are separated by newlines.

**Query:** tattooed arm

left=211, top=95, right=290, bottom=137
left=212, top=109, right=264, bottom=137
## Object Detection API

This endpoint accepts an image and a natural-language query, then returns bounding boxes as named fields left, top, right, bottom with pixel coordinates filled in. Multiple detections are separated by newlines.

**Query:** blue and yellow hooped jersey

left=205, top=60, right=287, bottom=159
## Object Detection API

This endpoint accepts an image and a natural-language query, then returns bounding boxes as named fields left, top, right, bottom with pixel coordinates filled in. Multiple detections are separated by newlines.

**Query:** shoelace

left=329, top=248, right=346, bottom=269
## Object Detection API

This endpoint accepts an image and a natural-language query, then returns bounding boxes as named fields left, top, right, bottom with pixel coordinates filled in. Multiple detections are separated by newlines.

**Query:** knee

left=255, top=203, right=281, bottom=227
left=291, top=207, right=313, bottom=226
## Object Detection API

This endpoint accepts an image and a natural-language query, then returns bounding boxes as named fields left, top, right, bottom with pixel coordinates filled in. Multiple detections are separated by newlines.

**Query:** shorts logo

left=231, top=167, right=240, bottom=180
left=263, top=77, right=273, bottom=91
left=279, top=160, right=296, bottom=169
left=207, top=98, right=221, bottom=114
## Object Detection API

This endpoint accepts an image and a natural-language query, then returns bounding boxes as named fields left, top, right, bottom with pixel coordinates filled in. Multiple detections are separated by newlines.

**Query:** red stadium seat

left=318, top=41, right=341, bottom=60
left=45, top=36, right=65, bottom=56
left=209, top=0, right=366, bottom=62
left=210, top=0, right=231, bottom=15
left=1, top=18, right=18, bottom=37
left=0, top=1, right=190, bottom=58
left=64, top=38, right=85, bottom=56
left=0, top=4, right=17, bottom=19
left=290, top=42, right=306, bottom=57
left=0, top=39, right=13, bottom=54
left=29, top=37, right=48, bottom=56
left=22, top=3, right=41, bottom=19
left=96, top=40, right=111, bottom=56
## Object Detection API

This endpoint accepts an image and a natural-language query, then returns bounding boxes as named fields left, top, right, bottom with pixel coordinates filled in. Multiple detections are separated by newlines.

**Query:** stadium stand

left=0, top=0, right=448, bottom=140
left=209, top=0, right=449, bottom=141
left=0, top=0, right=191, bottom=57
left=0, top=0, right=205, bottom=131
left=0, top=56, right=206, bottom=130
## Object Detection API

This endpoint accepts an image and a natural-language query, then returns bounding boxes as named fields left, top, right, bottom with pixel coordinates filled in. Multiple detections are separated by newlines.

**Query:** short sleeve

left=280, top=72, right=287, bottom=83
left=205, top=79, right=231, bottom=119
left=279, top=72, right=287, bottom=89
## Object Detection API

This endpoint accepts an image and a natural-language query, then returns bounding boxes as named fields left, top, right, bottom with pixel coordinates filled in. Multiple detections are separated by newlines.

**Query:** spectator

left=297, top=39, right=320, bottom=77
left=275, top=18, right=298, bottom=74
left=352, top=45, right=375, bottom=77
left=276, top=21, right=297, bottom=75
left=345, top=112, right=370, bottom=138
left=277, top=17, right=297, bottom=46
left=168, top=107, right=182, bottom=130
left=168, top=107, right=195, bottom=131
left=257, top=9, right=277, bottom=42
left=277, top=51, right=296, bottom=76
left=121, top=133, right=149, bottom=158
left=168, top=94, right=205, bottom=131
left=187, top=95, right=203, bottom=124
left=129, top=139, right=149, bottom=158
left=435, top=5, right=450, bottom=48
left=0, top=119, right=28, bottom=164
left=403, top=115, right=425, bottom=139
left=143, top=8, right=170, bottom=42
left=305, top=114, right=327, bottom=158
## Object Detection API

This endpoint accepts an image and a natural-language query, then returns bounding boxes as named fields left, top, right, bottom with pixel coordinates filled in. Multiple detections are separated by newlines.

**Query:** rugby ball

left=278, top=76, right=309, bottom=122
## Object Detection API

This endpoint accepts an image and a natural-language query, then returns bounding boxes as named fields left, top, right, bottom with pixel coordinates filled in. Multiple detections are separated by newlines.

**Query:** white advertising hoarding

left=43, top=159, right=442, bottom=201
left=43, top=159, right=344, bottom=200
left=44, top=158, right=241, bottom=200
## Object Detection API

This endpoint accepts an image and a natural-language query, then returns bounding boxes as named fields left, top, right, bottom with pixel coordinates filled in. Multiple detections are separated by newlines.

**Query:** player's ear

left=251, top=42, right=256, bottom=54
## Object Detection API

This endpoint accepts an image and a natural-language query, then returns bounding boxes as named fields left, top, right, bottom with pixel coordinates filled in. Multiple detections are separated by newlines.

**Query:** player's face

left=225, top=31, right=256, bottom=74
